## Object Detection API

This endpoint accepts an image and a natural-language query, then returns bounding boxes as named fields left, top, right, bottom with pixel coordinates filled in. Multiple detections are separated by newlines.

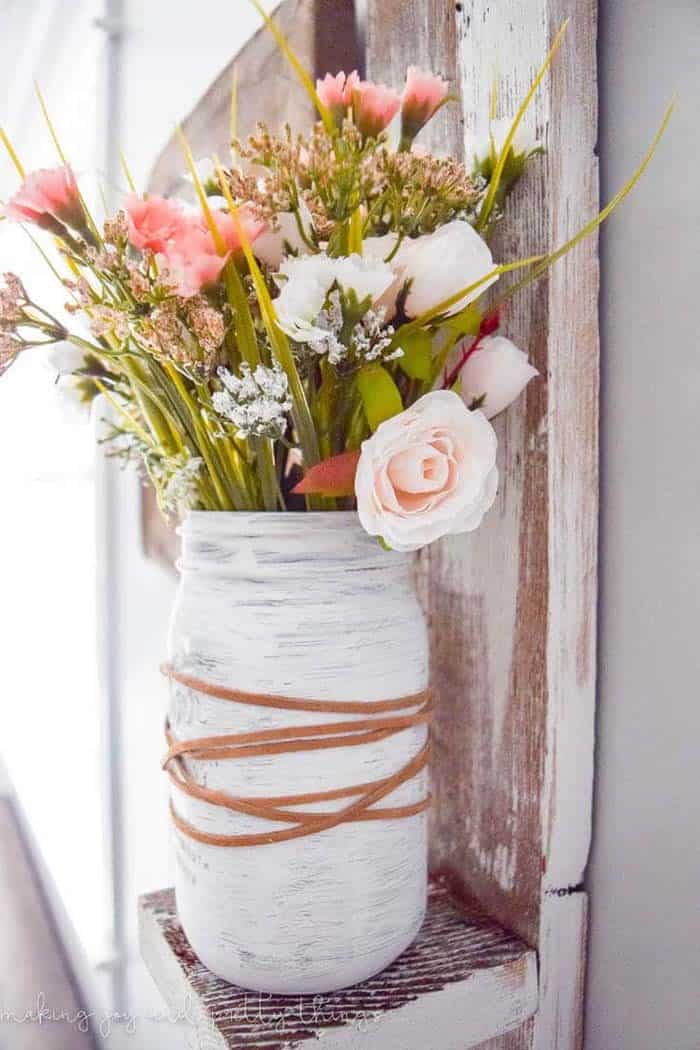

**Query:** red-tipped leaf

left=292, top=450, right=361, bottom=497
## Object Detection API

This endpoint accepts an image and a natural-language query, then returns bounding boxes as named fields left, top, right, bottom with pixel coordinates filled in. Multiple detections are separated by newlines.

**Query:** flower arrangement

left=0, top=12, right=670, bottom=552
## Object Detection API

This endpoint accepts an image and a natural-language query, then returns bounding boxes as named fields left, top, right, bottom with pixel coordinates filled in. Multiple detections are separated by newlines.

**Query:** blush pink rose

left=355, top=390, right=498, bottom=552
left=124, top=193, right=185, bottom=252
left=352, top=80, right=401, bottom=139
left=400, top=67, right=449, bottom=142
left=4, top=166, right=83, bottom=229
left=316, top=70, right=360, bottom=124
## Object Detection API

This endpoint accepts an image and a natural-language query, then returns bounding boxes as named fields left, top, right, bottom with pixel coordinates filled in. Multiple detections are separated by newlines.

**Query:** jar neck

left=178, top=512, right=413, bottom=583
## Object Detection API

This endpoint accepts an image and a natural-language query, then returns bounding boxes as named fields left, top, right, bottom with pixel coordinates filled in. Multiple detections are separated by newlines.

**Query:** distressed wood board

left=139, top=877, right=537, bottom=1050
left=366, top=0, right=598, bottom=1047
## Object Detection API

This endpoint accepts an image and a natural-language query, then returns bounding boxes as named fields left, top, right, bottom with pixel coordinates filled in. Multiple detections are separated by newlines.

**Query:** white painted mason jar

left=166, top=511, right=430, bottom=994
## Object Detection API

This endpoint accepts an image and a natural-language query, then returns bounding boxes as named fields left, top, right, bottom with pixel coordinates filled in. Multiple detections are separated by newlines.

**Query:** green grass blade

left=177, top=128, right=227, bottom=255
left=476, top=20, right=568, bottom=232
left=0, top=127, right=25, bottom=177
left=247, top=0, right=334, bottom=134
left=492, top=99, right=675, bottom=308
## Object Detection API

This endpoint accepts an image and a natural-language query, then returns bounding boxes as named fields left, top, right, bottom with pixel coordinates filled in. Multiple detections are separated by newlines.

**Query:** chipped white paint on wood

left=138, top=880, right=538, bottom=1050
left=367, top=1, right=598, bottom=1048
left=533, top=891, right=587, bottom=1050
left=167, top=512, right=430, bottom=994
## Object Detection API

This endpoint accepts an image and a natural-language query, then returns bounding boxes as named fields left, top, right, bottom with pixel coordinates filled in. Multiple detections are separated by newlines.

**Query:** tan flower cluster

left=139, top=296, right=224, bottom=375
left=0, top=273, right=27, bottom=325
left=181, top=296, right=226, bottom=356
left=89, top=304, right=130, bottom=342
left=103, top=211, right=129, bottom=245
left=0, top=332, right=22, bottom=376
left=368, top=148, right=481, bottom=234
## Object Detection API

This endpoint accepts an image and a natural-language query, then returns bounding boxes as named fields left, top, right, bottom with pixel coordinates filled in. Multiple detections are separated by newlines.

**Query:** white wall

left=586, top=2, right=700, bottom=1048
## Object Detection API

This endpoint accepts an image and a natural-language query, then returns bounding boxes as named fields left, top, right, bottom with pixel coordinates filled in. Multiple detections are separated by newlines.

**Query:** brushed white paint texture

left=166, top=512, right=430, bottom=994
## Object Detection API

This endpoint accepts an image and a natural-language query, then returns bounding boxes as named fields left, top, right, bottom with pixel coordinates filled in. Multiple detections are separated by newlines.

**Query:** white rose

left=457, top=334, right=538, bottom=418
left=253, top=203, right=314, bottom=270
left=396, top=220, right=498, bottom=318
left=355, top=389, right=498, bottom=552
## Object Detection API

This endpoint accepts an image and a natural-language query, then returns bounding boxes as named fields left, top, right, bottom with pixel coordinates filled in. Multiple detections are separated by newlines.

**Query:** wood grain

left=139, top=877, right=537, bottom=1050
left=366, top=1, right=598, bottom=1047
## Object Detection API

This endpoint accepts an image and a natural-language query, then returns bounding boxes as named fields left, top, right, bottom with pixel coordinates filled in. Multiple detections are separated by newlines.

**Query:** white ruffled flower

left=306, top=289, right=399, bottom=367
left=456, top=334, right=538, bottom=418
left=273, top=252, right=396, bottom=344
left=212, top=362, right=291, bottom=440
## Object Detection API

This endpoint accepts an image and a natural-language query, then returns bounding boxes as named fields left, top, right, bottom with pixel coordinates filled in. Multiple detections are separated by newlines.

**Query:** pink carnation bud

left=400, top=67, right=449, bottom=143
left=316, top=70, right=360, bottom=125
left=4, top=166, right=84, bottom=231
left=125, top=193, right=186, bottom=253
left=352, top=80, right=401, bottom=139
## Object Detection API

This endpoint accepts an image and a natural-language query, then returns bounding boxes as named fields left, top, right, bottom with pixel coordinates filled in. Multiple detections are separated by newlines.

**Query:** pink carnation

left=208, top=206, right=266, bottom=255
left=352, top=80, right=401, bottom=139
left=400, top=67, right=449, bottom=141
left=316, top=70, right=360, bottom=124
left=125, top=193, right=186, bottom=253
left=4, top=166, right=83, bottom=230
left=160, top=207, right=264, bottom=298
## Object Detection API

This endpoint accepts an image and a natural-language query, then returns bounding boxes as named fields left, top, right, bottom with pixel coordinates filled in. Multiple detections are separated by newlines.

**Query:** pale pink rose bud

left=355, top=390, right=498, bottom=552
left=400, top=67, right=449, bottom=144
left=352, top=80, right=401, bottom=139
left=316, top=70, right=360, bottom=125
left=124, top=193, right=186, bottom=253
left=4, top=166, right=84, bottom=231
left=457, top=334, right=538, bottom=418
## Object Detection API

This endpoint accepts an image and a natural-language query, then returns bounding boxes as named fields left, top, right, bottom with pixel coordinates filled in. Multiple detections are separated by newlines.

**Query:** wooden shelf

left=138, top=877, right=537, bottom=1050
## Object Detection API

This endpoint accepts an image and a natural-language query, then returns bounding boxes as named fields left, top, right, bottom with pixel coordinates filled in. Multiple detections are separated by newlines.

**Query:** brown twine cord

left=160, top=663, right=433, bottom=848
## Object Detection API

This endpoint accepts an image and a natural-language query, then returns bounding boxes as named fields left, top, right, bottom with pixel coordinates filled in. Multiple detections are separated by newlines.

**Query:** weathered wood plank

left=367, top=1, right=598, bottom=1047
left=368, top=0, right=598, bottom=941
left=139, top=878, right=538, bottom=1050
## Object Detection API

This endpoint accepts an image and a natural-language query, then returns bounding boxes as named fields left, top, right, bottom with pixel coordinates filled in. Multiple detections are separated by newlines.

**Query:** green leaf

left=396, top=329, right=433, bottom=380
left=357, top=364, right=403, bottom=431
